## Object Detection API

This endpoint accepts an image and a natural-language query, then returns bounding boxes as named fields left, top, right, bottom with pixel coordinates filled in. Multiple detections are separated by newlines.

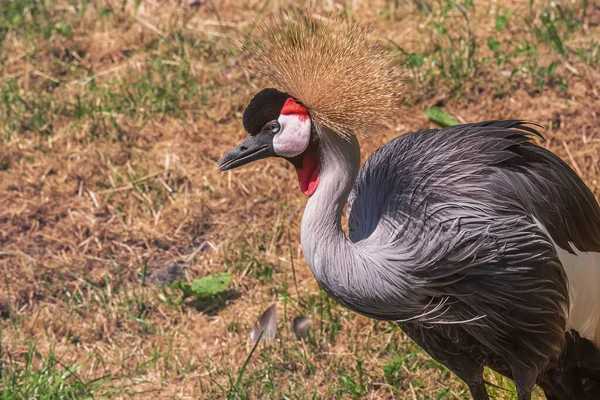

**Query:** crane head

left=217, top=88, right=320, bottom=196
left=217, top=13, right=401, bottom=197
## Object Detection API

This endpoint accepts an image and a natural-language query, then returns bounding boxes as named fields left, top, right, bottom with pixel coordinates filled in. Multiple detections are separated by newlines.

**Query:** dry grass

left=1, top=0, right=599, bottom=398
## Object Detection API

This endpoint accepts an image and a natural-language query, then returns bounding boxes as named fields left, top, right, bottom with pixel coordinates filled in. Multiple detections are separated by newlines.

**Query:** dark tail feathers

left=539, top=330, right=600, bottom=400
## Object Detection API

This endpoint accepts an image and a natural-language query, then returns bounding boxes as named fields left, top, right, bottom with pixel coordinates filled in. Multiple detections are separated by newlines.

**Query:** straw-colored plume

left=246, top=12, right=401, bottom=139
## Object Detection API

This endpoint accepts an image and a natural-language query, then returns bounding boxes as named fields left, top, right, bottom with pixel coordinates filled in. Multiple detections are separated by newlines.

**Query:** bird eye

left=266, top=121, right=280, bottom=134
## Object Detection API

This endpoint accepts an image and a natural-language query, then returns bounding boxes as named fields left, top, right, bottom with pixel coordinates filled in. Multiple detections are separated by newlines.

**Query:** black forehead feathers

left=243, top=88, right=290, bottom=135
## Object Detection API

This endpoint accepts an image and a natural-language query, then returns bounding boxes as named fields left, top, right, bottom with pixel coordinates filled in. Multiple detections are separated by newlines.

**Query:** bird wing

left=348, top=120, right=600, bottom=252
left=345, top=120, right=600, bottom=363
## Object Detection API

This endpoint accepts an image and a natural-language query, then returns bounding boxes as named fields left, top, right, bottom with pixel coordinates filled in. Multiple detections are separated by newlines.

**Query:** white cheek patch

left=273, top=114, right=311, bottom=157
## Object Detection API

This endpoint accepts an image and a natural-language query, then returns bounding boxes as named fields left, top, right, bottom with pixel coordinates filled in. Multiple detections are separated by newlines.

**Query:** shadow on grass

left=188, top=290, right=241, bottom=316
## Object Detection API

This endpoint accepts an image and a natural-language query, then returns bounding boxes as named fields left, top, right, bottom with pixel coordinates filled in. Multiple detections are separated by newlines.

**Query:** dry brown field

left=1, top=0, right=599, bottom=398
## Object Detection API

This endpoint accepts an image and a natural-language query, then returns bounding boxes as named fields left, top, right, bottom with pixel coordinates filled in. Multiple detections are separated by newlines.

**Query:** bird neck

left=299, top=129, right=421, bottom=321
left=301, top=128, right=361, bottom=285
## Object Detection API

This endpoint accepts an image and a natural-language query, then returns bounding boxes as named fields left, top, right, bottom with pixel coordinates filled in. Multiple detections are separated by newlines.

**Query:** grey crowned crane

left=217, top=16, right=600, bottom=400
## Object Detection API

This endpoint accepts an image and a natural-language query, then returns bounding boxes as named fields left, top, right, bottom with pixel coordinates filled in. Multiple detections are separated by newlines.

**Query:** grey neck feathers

left=300, top=126, right=362, bottom=301
left=300, top=126, right=422, bottom=321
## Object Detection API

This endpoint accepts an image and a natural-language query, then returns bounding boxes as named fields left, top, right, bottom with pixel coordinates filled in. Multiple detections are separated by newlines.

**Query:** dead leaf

left=184, top=0, right=205, bottom=8
left=250, top=304, right=277, bottom=343
left=292, top=316, right=312, bottom=340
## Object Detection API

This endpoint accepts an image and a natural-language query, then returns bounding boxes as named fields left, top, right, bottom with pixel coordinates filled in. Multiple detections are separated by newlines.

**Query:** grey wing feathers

left=344, top=120, right=600, bottom=371
left=348, top=120, right=600, bottom=252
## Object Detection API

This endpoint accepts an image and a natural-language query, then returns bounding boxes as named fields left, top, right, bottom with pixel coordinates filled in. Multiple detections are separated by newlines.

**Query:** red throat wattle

left=295, top=155, right=320, bottom=196
left=281, top=98, right=317, bottom=196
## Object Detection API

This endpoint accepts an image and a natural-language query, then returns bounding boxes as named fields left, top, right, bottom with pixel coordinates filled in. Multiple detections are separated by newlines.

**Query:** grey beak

left=217, top=134, right=275, bottom=171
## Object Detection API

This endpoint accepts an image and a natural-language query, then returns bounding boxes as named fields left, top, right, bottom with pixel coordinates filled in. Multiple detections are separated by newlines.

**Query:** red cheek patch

left=295, top=154, right=320, bottom=196
left=281, top=98, right=309, bottom=121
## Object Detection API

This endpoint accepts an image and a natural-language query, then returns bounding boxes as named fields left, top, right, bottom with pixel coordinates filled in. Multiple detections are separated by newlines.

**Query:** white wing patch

left=537, top=219, right=600, bottom=346
left=555, top=243, right=600, bottom=345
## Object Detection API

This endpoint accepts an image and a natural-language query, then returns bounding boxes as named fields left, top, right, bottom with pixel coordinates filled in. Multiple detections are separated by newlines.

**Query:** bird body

left=300, top=120, right=600, bottom=399
left=218, top=14, right=600, bottom=399
left=306, top=120, right=600, bottom=399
